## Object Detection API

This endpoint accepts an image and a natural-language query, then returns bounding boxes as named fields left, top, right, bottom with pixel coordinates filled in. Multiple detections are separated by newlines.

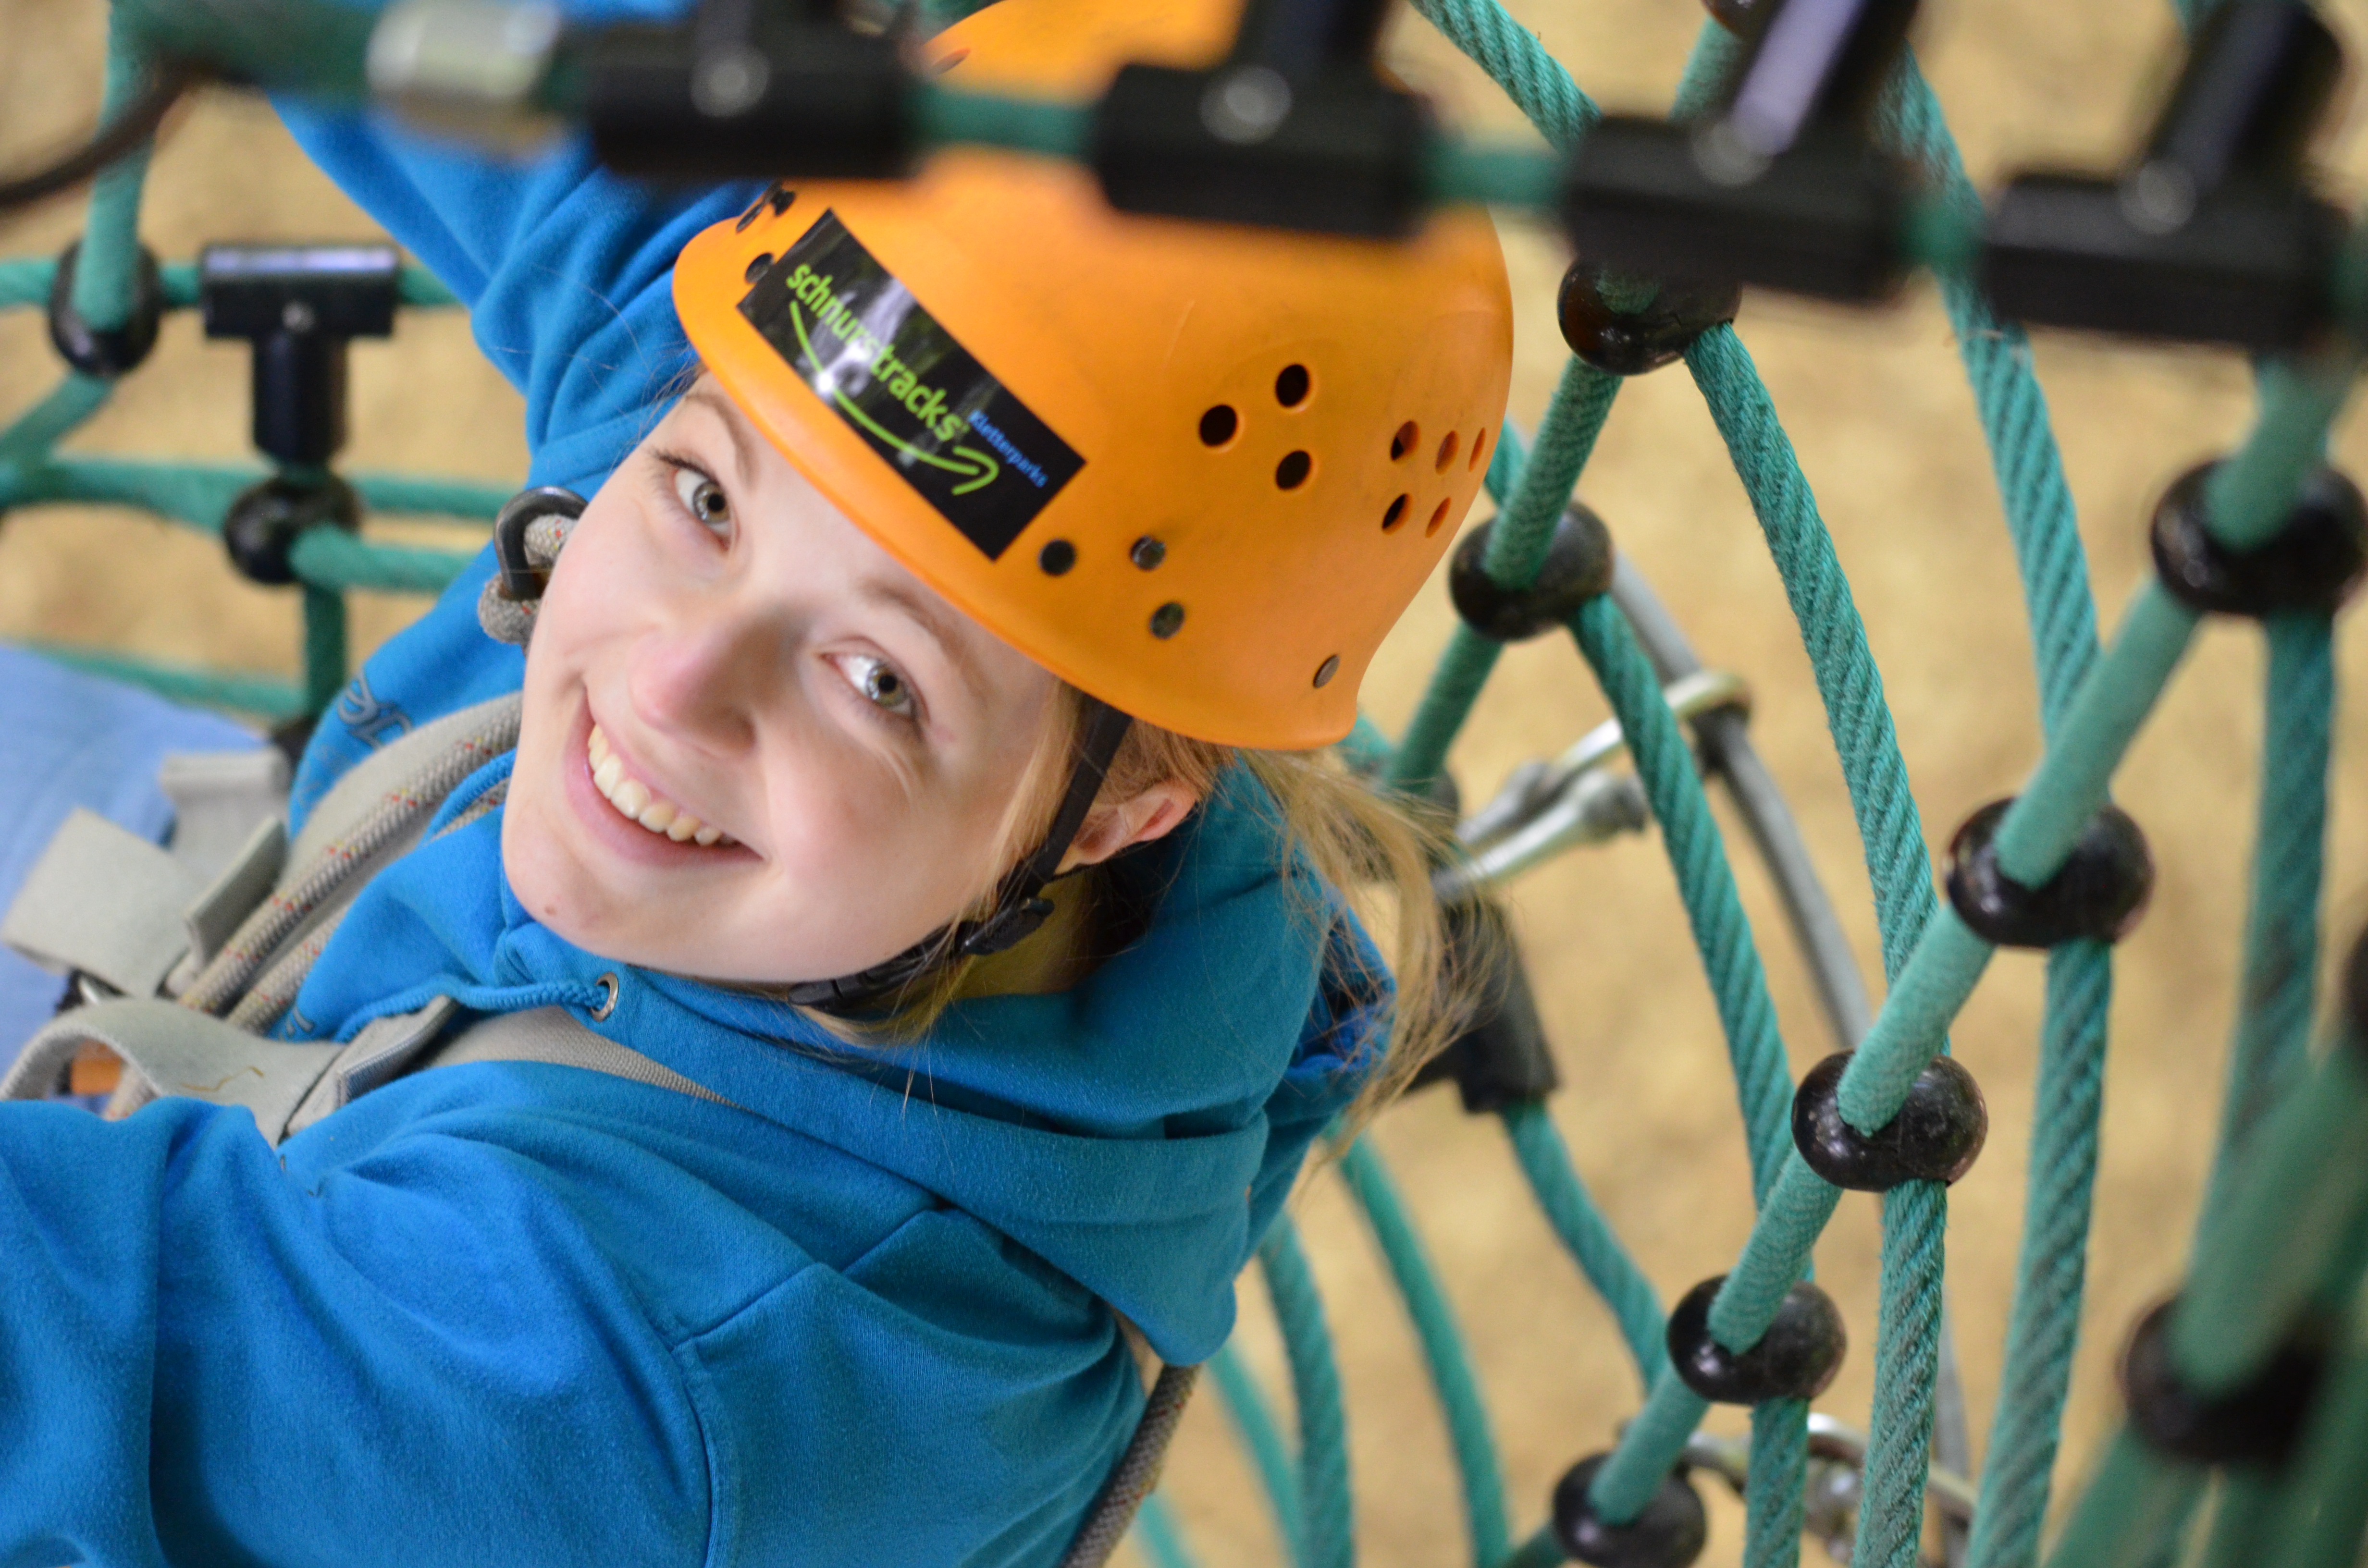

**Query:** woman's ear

left=1060, top=782, right=1198, bottom=871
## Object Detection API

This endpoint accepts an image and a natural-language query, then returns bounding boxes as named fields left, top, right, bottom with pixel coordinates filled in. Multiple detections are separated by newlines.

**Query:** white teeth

left=586, top=723, right=731, bottom=848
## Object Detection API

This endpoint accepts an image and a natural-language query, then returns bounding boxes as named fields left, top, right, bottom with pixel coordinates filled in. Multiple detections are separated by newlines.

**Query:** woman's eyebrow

left=854, top=577, right=987, bottom=701
left=681, top=382, right=760, bottom=492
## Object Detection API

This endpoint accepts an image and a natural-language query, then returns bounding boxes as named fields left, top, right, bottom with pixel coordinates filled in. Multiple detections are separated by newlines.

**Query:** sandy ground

left=6, top=0, right=2368, bottom=1562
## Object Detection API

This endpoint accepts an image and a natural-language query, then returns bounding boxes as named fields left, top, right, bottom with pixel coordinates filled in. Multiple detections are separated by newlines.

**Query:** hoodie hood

left=282, top=759, right=1387, bottom=1363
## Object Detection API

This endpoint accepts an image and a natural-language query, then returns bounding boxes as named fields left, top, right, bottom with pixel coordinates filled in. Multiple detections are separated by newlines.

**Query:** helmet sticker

left=739, top=210, right=1085, bottom=561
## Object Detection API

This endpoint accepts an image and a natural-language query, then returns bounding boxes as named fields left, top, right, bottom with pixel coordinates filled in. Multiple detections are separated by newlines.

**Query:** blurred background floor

left=5, top=0, right=2368, bottom=1561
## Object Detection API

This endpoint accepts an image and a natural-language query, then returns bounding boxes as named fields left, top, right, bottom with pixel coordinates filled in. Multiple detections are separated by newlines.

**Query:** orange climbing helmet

left=672, top=0, right=1513, bottom=748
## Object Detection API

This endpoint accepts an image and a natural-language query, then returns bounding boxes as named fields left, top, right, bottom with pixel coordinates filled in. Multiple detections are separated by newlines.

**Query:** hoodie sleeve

left=0, top=1096, right=712, bottom=1568
left=270, top=98, right=762, bottom=492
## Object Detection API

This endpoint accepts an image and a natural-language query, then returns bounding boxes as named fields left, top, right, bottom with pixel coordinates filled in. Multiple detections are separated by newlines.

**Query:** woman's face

left=502, top=380, right=1067, bottom=985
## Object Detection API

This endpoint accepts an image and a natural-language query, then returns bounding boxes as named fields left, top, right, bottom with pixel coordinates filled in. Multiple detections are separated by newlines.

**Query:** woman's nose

left=625, top=596, right=780, bottom=755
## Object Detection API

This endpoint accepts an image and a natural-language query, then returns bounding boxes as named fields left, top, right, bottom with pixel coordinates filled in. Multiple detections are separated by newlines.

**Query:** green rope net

left=6, top=1, right=2367, bottom=1566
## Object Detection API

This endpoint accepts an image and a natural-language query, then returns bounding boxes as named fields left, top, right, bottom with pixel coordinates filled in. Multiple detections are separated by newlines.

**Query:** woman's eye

left=835, top=654, right=919, bottom=720
left=672, top=466, right=732, bottom=535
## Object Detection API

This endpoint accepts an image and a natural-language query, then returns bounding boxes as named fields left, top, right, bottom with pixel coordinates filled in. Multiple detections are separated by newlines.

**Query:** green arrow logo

left=786, top=299, right=1001, bottom=495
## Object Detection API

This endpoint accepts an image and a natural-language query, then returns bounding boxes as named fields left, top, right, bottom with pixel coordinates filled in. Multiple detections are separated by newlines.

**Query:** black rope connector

left=1449, top=504, right=1615, bottom=642
left=47, top=239, right=164, bottom=378
left=1093, top=0, right=1430, bottom=237
left=1557, top=260, right=1740, bottom=376
left=1793, top=1050, right=1987, bottom=1191
left=1667, top=1274, right=1846, bottom=1406
left=2121, top=1296, right=2329, bottom=1467
left=1551, top=1453, right=1708, bottom=1568
left=585, top=0, right=916, bottom=182
left=1561, top=0, right=1920, bottom=302
left=222, top=473, right=360, bottom=587
left=1946, top=798, right=2154, bottom=949
left=1982, top=0, right=2347, bottom=350
left=1409, top=898, right=1560, bottom=1113
left=2150, top=459, right=2368, bottom=619
left=2343, top=920, right=2368, bottom=1062
left=200, top=243, right=400, bottom=470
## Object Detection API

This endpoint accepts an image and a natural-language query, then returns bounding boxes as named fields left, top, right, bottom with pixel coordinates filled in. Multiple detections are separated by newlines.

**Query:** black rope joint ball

left=2122, top=1296, right=2329, bottom=1467
left=2151, top=460, right=2368, bottom=619
left=1557, top=260, right=1740, bottom=376
left=48, top=239, right=164, bottom=379
left=1793, top=1050, right=1987, bottom=1191
left=1666, top=1275, right=1846, bottom=1406
left=1945, top=797, right=2154, bottom=949
left=1551, top=1453, right=1708, bottom=1568
left=222, top=473, right=361, bottom=588
left=1449, top=503, right=1615, bottom=642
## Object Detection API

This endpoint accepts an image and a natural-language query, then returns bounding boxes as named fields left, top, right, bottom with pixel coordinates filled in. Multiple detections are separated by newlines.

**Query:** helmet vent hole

left=1434, top=431, right=1460, bottom=474
left=744, top=252, right=775, bottom=283
left=1469, top=427, right=1489, bottom=471
left=1198, top=405, right=1239, bottom=447
left=1426, top=498, right=1452, bottom=536
left=1274, top=364, right=1311, bottom=408
left=1390, top=421, right=1418, bottom=461
left=1382, top=494, right=1409, bottom=532
left=1275, top=451, right=1313, bottom=490
left=1038, top=539, right=1077, bottom=576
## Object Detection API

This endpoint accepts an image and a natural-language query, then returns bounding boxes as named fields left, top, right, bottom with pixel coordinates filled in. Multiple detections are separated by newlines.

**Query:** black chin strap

left=787, top=698, right=1135, bottom=1016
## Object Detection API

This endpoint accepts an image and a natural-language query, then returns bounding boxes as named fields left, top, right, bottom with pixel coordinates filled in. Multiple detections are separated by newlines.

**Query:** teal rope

left=1570, top=597, right=1794, bottom=1199
left=1684, top=314, right=1951, bottom=1564
left=1959, top=942, right=2112, bottom=1568
left=1405, top=0, right=1597, bottom=149
left=1569, top=594, right=1797, bottom=1532
left=1336, top=1139, right=1511, bottom=1568
left=1259, top=1218, right=1355, bottom=1568
left=1585, top=1367, right=1709, bottom=1524
left=1385, top=360, right=1619, bottom=793
left=72, top=11, right=158, bottom=334
left=1744, top=1401, right=1808, bottom=1568
left=0, top=377, right=113, bottom=469
left=2199, top=614, right=2335, bottom=1237
left=1499, top=1102, right=1665, bottom=1387
left=1132, top=1493, right=1198, bottom=1568
left=1208, top=1341, right=1307, bottom=1568
left=1880, top=61, right=2121, bottom=1568
left=300, top=583, right=347, bottom=716
left=2039, top=1433, right=2204, bottom=1568
left=1498, top=1524, right=1567, bottom=1568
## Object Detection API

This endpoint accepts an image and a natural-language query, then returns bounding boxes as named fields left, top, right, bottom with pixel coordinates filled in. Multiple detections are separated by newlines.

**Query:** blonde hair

left=815, top=683, right=1468, bottom=1133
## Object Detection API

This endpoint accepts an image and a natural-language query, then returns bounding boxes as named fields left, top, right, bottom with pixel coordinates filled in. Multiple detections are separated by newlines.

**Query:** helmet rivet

left=1038, top=539, right=1077, bottom=576
left=1198, top=404, right=1238, bottom=447
left=1275, top=451, right=1313, bottom=490
left=1313, top=655, right=1340, bottom=687
left=1149, top=602, right=1185, bottom=638
left=1130, top=536, right=1166, bottom=570
left=744, top=251, right=774, bottom=283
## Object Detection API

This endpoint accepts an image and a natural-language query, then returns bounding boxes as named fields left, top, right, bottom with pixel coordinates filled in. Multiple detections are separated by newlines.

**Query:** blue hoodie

left=0, top=95, right=1384, bottom=1568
